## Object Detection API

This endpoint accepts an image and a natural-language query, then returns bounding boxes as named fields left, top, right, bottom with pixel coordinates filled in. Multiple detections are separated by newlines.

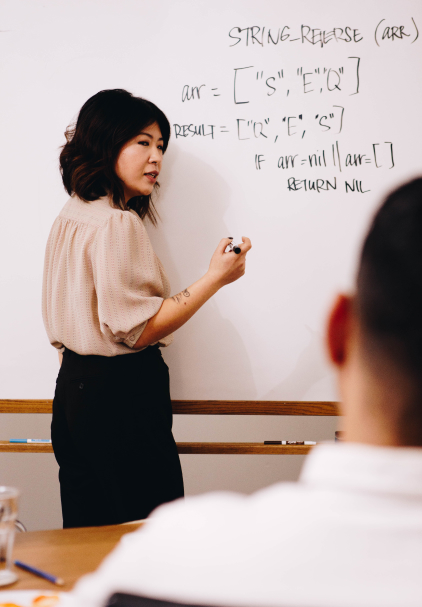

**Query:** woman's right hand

left=206, top=237, right=252, bottom=289
left=134, top=236, right=252, bottom=349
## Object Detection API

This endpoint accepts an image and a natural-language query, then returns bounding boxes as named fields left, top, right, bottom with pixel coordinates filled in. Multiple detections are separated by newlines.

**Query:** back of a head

left=356, top=177, right=422, bottom=445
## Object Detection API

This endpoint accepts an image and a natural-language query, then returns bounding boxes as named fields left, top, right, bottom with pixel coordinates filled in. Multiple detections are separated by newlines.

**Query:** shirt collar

left=300, top=442, right=422, bottom=497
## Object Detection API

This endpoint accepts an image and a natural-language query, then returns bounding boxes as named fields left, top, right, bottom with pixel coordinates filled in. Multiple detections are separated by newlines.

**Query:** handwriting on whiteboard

left=171, top=18, right=419, bottom=195
left=228, top=20, right=419, bottom=48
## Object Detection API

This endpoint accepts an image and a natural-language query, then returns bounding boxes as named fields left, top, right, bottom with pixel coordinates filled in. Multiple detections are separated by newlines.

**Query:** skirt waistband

left=61, top=344, right=162, bottom=378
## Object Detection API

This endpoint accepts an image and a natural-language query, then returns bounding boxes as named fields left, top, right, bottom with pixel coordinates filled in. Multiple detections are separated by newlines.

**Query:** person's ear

left=326, top=294, right=353, bottom=367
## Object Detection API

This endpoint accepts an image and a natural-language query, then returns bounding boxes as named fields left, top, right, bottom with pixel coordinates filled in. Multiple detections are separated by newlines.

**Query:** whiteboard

left=1, top=0, right=421, bottom=401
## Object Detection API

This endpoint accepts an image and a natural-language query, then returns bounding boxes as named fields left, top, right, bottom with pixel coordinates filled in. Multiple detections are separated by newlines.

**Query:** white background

left=0, top=0, right=420, bottom=529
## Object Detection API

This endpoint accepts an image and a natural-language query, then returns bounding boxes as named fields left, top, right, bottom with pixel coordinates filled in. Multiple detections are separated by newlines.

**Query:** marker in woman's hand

left=226, top=237, right=241, bottom=254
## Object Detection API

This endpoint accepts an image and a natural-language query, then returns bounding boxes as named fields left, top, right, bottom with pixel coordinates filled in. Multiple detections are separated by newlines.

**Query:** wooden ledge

left=0, top=400, right=53, bottom=413
left=177, top=442, right=314, bottom=455
left=0, top=399, right=340, bottom=416
left=173, top=400, right=339, bottom=415
left=0, top=441, right=314, bottom=455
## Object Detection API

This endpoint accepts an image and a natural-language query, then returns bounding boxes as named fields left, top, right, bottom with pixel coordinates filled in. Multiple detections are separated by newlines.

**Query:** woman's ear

left=326, top=294, right=353, bottom=367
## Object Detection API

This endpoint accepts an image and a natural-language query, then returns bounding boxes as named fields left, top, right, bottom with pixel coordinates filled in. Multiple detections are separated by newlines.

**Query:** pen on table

left=10, top=439, right=52, bottom=443
left=264, top=441, right=317, bottom=445
left=14, top=560, right=64, bottom=586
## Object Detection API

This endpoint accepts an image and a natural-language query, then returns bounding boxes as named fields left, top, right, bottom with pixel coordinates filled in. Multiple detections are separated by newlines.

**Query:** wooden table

left=11, top=523, right=143, bottom=591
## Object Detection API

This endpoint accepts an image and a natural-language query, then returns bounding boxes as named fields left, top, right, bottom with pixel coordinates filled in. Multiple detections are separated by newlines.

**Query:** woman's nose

left=149, top=148, right=161, bottom=163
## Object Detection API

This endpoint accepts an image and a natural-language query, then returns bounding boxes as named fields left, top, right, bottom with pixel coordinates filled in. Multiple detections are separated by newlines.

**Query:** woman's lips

left=144, top=172, right=158, bottom=183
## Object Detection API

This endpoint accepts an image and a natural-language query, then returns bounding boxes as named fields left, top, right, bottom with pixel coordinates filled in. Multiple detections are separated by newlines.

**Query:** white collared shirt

left=67, top=443, right=422, bottom=607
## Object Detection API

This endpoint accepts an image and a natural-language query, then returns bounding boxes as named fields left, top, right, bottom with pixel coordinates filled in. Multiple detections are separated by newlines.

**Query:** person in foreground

left=67, top=178, right=422, bottom=606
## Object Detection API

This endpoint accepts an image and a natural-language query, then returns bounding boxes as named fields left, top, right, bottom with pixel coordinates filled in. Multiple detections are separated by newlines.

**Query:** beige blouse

left=42, top=196, right=173, bottom=356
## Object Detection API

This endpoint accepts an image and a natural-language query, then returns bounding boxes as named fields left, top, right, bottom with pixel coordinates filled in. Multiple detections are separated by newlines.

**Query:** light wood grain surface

left=172, top=400, right=339, bottom=416
left=177, top=442, right=314, bottom=454
left=11, top=523, right=143, bottom=591
left=0, top=441, right=314, bottom=455
left=0, top=441, right=53, bottom=453
left=0, top=400, right=53, bottom=414
left=0, top=399, right=340, bottom=416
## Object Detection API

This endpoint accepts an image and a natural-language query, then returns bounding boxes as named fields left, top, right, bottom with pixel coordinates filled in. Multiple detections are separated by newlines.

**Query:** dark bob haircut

left=60, top=89, right=171, bottom=224
left=356, top=177, right=422, bottom=445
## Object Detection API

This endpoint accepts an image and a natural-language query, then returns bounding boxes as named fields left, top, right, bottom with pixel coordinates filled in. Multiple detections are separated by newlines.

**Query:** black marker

left=264, top=441, right=316, bottom=445
left=226, top=238, right=241, bottom=254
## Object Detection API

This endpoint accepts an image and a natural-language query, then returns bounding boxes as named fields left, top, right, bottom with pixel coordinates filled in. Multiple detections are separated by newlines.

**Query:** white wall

left=1, top=0, right=420, bottom=529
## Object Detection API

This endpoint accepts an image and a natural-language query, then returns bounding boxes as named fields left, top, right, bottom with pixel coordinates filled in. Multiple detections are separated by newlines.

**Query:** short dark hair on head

left=356, top=177, right=422, bottom=444
left=59, top=89, right=171, bottom=224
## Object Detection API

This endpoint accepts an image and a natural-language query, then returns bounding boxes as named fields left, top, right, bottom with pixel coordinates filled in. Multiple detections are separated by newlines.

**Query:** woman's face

left=115, top=122, right=164, bottom=201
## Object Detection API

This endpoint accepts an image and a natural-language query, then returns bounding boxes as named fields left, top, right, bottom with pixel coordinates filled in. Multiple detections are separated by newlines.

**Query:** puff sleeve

left=92, top=210, right=169, bottom=348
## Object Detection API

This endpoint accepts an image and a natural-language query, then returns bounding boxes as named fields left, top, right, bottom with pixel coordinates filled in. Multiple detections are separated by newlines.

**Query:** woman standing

left=42, top=89, right=251, bottom=528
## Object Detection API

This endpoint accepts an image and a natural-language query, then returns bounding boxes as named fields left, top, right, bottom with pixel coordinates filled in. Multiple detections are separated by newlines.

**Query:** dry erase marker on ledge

left=10, top=439, right=51, bottom=443
left=14, top=560, right=64, bottom=586
left=264, top=441, right=317, bottom=445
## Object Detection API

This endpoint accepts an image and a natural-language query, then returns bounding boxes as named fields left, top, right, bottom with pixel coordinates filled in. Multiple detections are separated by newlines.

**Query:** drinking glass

left=0, top=486, right=19, bottom=586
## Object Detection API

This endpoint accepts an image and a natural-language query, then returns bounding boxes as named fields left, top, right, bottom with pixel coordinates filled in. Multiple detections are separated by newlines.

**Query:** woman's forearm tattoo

left=171, top=288, right=191, bottom=304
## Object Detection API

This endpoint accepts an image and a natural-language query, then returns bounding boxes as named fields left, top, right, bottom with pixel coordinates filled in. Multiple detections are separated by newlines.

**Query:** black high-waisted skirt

left=51, top=345, right=184, bottom=528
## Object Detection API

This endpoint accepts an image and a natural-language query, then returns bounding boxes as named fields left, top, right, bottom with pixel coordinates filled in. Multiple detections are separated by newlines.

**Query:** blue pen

left=10, top=439, right=51, bottom=443
left=14, top=560, right=64, bottom=585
